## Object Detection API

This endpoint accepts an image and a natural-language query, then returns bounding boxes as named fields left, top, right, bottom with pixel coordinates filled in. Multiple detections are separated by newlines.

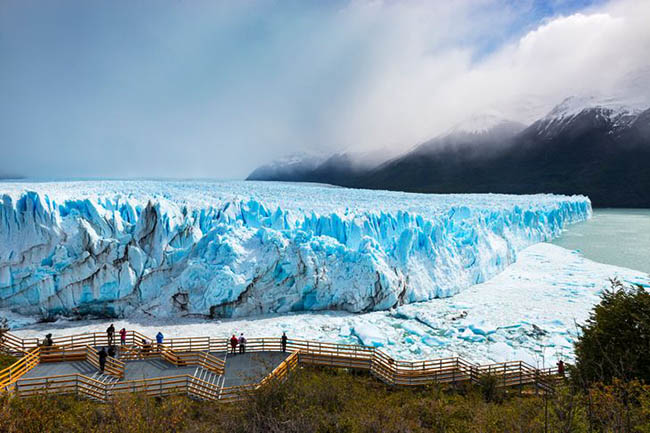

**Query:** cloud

left=334, top=0, right=650, bottom=153
left=0, top=0, right=648, bottom=179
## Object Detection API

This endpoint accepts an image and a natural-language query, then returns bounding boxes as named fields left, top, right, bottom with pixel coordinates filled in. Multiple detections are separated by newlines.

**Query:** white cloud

left=1, top=0, right=649, bottom=178
left=331, top=0, right=650, bottom=154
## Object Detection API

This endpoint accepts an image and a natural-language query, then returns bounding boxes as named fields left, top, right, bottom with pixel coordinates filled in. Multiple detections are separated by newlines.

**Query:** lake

left=552, top=208, right=650, bottom=275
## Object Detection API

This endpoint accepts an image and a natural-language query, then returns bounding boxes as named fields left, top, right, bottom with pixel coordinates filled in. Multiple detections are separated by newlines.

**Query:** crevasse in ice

left=0, top=181, right=591, bottom=319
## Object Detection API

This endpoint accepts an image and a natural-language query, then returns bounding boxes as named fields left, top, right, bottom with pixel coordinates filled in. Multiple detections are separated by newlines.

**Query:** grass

left=1, top=367, right=649, bottom=432
left=0, top=353, right=16, bottom=370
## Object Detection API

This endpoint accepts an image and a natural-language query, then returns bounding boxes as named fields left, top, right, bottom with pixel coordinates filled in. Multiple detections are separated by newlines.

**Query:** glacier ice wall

left=0, top=181, right=591, bottom=319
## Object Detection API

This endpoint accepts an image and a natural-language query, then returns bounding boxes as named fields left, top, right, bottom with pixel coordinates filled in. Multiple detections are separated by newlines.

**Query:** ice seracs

left=0, top=181, right=591, bottom=321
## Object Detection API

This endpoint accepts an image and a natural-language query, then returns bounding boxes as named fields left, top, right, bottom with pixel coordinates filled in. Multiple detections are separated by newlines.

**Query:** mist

left=1, top=0, right=649, bottom=179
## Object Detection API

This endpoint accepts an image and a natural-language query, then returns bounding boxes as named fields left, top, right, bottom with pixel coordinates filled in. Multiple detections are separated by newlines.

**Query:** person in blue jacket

left=156, top=331, right=164, bottom=351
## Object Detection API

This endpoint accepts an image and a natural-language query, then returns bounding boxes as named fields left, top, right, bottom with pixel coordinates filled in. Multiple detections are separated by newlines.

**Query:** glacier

left=0, top=180, right=591, bottom=320
left=10, top=244, right=649, bottom=366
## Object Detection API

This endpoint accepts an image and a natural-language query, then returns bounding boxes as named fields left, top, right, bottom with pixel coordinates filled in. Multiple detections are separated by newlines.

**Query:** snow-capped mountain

left=532, top=96, right=645, bottom=140
left=247, top=148, right=397, bottom=185
left=446, top=113, right=526, bottom=136
left=411, top=115, right=525, bottom=156
left=247, top=152, right=327, bottom=181
left=248, top=97, right=650, bottom=207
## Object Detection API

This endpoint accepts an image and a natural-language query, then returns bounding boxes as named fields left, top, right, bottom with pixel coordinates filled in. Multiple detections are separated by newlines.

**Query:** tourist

left=106, top=324, right=115, bottom=346
left=281, top=332, right=288, bottom=352
left=42, top=333, right=53, bottom=347
left=557, top=359, right=565, bottom=377
left=119, top=328, right=127, bottom=345
left=141, top=338, right=151, bottom=357
left=98, top=347, right=107, bottom=372
left=108, top=345, right=116, bottom=358
left=156, top=331, right=164, bottom=350
left=42, top=333, right=54, bottom=354
left=229, top=334, right=238, bottom=355
left=238, top=333, right=246, bottom=354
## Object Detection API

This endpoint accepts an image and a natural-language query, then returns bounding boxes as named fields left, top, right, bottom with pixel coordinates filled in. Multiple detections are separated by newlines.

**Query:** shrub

left=574, top=279, right=650, bottom=385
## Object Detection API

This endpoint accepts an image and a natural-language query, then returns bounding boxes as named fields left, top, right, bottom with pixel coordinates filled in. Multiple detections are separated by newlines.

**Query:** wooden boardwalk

left=0, top=330, right=559, bottom=402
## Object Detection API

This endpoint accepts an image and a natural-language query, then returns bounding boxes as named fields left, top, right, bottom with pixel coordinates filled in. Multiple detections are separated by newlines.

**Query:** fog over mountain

left=249, top=97, right=650, bottom=207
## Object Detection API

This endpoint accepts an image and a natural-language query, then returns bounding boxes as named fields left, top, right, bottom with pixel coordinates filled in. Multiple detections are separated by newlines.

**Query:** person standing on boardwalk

left=229, top=334, right=238, bottom=355
left=98, top=347, right=107, bottom=372
left=156, top=332, right=164, bottom=351
left=42, top=333, right=54, bottom=354
left=281, top=332, right=288, bottom=352
left=106, top=324, right=115, bottom=346
left=141, top=338, right=152, bottom=357
left=238, top=333, right=246, bottom=354
left=119, top=328, right=127, bottom=345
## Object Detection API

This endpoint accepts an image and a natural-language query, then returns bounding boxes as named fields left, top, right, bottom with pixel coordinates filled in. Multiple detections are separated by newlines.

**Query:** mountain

left=248, top=98, right=650, bottom=207
left=247, top=153, right=327, bottom=182
left=247, top=147, right=397, bottom=186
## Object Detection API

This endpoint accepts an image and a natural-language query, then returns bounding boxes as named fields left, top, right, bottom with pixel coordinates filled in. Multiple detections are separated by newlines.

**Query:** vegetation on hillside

left=0, top=353, right=16, bottom=371
left=0, top=367, right=649, bottom=433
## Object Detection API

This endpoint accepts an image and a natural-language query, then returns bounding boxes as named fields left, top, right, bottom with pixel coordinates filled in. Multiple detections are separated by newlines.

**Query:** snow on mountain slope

left=0, top=181, right=591, bottom=320
left=446, top=113, right=526, bottom=136
left=535, top=95, right=646, bottom=139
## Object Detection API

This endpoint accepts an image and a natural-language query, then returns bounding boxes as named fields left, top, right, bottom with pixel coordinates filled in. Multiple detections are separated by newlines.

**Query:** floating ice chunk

left=549, top=334, right=573, bottom=348
left=422, top=336, right=448, bottom=347
left=352, top=323, right=387, bottom=347
left=399, top=322, right=427, bottom=336
left=489, top=341, right=513, bottom=362
left=459, top=328, right=486, bottom=343
left=469, top=321, right=497, bottom=336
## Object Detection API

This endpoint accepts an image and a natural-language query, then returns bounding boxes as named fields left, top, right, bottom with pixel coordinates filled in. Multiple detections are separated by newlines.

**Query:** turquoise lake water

left=552, top=209, right=650, bottom=274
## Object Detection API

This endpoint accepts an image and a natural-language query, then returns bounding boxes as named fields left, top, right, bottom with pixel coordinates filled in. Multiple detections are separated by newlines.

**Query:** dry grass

left=0, top=367, right=648, bottom=433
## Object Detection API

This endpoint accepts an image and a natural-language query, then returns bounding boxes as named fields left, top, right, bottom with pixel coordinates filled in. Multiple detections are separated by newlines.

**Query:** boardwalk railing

left=117, top=338, right=225, bottom=375
left=0, top=347, right=40, bottom=391
left=2, top=331, right=560, bottom=400
left=85, top=346, right=126, bottom=379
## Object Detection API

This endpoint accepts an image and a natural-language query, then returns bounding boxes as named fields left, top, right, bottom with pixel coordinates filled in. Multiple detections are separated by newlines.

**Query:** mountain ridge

left=247, top=98, right=650, bottom=207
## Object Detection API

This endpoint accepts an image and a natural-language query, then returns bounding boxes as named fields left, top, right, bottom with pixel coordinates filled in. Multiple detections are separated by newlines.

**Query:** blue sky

left=0, top=0, right=646, bottom=179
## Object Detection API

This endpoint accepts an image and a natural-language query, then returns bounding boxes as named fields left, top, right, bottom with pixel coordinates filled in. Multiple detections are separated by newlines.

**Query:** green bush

left=574, top=279, right=650, bottom=385
left=0, top=353, right=16, bottom=370
left=1, top=368, right=649, bottom=433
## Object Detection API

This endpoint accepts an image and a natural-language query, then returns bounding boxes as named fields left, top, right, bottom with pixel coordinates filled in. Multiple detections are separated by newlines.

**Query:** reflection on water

left=552, top=209, right=650, bottom=274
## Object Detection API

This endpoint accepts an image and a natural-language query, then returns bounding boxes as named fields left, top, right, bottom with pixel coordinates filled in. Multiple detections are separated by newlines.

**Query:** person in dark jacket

left=106, top=324, right=115, bottom=346
left=238, top=334, right=246, bottom=354
left=98, top=347, right=107, bottom=372
left=141, top=338, right=152, bottom=357
left=42, top=333, right=54, bottom=354
left=281, top=332, right=288, bottom=352
left=229, top=334, right=238, bottom=355
left=108, top=345, right=116, bottom=358
left=43, top=333, right=54, bottom=346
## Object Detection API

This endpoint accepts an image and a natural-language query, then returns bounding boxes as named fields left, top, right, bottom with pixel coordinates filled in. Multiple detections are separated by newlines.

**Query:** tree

left=574, top=279, right=650, bottom=385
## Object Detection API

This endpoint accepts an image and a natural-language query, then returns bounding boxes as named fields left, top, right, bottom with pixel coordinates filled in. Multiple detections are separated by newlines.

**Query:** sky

left=1, top=0, right=649, bottom=179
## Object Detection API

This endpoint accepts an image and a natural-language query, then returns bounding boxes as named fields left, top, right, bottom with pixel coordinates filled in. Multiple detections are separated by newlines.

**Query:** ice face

left=10, top=243, right=648, bottom=366
left=0, top=181, right=591, bottom=320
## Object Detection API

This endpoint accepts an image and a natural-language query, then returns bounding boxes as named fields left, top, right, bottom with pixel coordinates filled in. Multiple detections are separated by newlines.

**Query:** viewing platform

left=0, top=330, right=559, bottom=402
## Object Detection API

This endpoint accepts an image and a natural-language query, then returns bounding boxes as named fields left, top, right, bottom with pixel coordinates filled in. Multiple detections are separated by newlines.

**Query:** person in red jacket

left=229, top=334, right=238, bottom=355
left=119, top=328, right=127, bottom=346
